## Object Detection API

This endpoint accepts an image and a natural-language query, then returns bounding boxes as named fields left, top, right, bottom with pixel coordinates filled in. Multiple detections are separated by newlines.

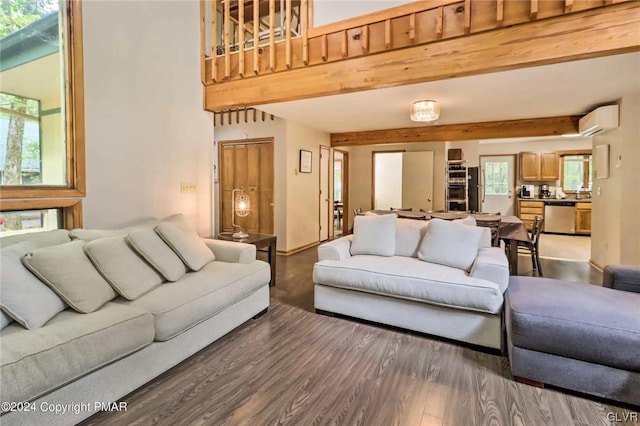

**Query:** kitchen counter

left=518, top=198, right=591, bottom=203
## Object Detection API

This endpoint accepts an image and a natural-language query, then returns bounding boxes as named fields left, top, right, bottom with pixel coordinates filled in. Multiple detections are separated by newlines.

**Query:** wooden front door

left=219, top=140, right=274, bottom=235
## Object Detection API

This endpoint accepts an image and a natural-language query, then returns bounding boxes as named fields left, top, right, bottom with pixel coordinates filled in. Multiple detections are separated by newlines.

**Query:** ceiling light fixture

left=410, top=100, right=440, bottom=122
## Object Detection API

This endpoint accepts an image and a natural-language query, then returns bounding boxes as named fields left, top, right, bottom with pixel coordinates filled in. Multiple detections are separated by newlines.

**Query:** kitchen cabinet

left=575, top=202, right=592, bottom=235
left=519, top=152, right=559, bottom=181
left=518, top=200, right=545, bottom=231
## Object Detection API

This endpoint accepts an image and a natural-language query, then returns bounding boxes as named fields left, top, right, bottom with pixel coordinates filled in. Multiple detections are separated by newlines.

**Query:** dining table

left=367, top=210, right=531, bottom=275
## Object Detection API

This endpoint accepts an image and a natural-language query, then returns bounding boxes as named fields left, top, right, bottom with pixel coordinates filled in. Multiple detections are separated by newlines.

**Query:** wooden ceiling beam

left=204, top=2, right=640, bottom=111
left=330, top=116, right=582, bottom=147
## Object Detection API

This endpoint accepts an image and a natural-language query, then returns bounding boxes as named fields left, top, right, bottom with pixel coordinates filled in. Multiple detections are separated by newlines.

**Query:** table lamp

left=232, top=188, right=250, bottom=239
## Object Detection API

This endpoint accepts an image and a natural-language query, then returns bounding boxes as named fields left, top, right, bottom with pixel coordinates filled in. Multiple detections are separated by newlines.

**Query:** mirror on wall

left=373, top=151, right=434, bottom=212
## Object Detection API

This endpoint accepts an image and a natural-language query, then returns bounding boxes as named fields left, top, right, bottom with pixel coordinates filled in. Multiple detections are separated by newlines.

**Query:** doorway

left=319, top=146, right=331, bottom=242
left=480, top=155, right=516, bottom=215
left=372, top=151, right=434, bottom=212
left=333, top=150, right=349, bottom=237
left=218, top=139, right=274, bottom=235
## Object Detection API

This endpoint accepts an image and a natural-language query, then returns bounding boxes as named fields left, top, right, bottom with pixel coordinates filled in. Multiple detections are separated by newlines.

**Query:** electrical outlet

left=181, top=182, right=197, bottom=193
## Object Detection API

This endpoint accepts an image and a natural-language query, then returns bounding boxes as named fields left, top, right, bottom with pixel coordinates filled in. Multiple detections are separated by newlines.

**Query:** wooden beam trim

left=362, top=24, right=369, bottom=53
left=330, top=116, right=582, bottom=147
left=531, top=0, right=539, bottom=20
left=204, top=3, right=640, bottom=111
left=464, top=0, right=471, bottom=34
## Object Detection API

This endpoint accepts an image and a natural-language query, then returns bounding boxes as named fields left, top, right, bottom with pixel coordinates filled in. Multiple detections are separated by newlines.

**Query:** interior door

left=219, top=140, right=274, bottom=234
left=480, top=155, right=515, bottom=215
left=402, top=151, right=434, bottom=211
left=320, top=146, right=330, bottom=241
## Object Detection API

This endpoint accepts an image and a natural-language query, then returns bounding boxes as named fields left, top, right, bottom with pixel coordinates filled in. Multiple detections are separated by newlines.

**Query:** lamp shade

left=234, top=190, right=250, bottom=217
left=410, top=100, right=440, bottom=122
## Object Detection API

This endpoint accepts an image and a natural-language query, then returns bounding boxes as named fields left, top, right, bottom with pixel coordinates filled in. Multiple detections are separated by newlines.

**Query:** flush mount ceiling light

left=410, top=100, right=440, bottom=122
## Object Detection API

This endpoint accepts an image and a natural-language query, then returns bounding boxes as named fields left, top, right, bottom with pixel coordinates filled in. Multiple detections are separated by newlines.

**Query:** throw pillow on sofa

left=21, top=240, right=117, bottom=314
left=126, top=228, right=187, bottom=282
left=418, top=218, right=483, bottom=271
left=1, top=242, right=67, bottom=328
left=84, top=236, right=165, bottom=300
left=0, top=310, right=13, bottom=330
left=69, top=219, right=158, bottom=242
left=155, top=216, right=215, bottom=271
left=395, top=218, right=428, bottom=257
left=350, top=214, right=397, bottom=257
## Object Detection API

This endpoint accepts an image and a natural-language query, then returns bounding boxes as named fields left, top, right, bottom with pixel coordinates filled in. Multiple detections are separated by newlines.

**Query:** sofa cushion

left=155, top=221, right=215, bottom=271
left=0, top=302, right=154, bottom=405
left=395, top=219, right=428, bottom=257
left=350, top=214, right=397, bottom=257
left=21, top=241, right=117, bottom=314
left=507, top=277, right=640, bottom=372
left=1, top=242, right=67, bottom=329
left=84, top=236, right=164, bottom=300
left=0, top=229, right=71, bottom=248
left=313, top=255, right=503, bottom=314
left=69, top=219, right=157, bottom=242
left=126, top=228, right=187, bottom=282
left=418, top=218, right=482, bottom=271
left=118, top=260, right=270, bottom=341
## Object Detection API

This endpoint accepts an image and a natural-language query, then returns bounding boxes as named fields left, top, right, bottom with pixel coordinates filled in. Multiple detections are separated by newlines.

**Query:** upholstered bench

left=505, top=275, right=640, bottom=406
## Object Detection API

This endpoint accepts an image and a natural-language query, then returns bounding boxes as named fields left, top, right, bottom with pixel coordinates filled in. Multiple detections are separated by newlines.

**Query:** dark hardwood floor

left=83, top=248, right=637, bottom=426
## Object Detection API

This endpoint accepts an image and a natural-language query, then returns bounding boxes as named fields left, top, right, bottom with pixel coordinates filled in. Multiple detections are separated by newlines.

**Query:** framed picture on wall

left=300, top=150, right=312, bottom=173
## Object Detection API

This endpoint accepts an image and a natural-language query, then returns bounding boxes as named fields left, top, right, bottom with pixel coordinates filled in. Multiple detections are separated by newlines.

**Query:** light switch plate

left=181, top=182, right=197, bottom=193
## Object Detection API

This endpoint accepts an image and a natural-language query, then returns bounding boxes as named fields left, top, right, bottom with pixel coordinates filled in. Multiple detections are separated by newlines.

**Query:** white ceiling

left=257, top=52, right=640, bottom=134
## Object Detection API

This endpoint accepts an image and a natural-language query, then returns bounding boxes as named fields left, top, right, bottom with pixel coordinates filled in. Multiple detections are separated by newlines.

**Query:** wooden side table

left=216, top=233, right=277, bottom=286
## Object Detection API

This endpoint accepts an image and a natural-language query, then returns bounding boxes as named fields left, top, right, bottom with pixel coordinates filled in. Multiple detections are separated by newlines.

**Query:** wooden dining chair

left=518, top=216, right=544, bottom=276
left=477, top=218, right=502, bottom=247
left=391, top=207, right=412, bottom=211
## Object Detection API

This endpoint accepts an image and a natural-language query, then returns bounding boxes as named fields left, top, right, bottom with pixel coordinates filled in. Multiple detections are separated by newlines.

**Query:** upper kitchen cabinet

left=519, top=152, right=559, bottom=181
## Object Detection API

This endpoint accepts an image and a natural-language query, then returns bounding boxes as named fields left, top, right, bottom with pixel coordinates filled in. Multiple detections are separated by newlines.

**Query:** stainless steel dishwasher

left=544, top=201, right=576, bottom=234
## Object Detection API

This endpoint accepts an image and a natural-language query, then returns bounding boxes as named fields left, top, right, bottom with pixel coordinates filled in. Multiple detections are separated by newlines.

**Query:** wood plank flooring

left=83, top=248, right=638, bottom=426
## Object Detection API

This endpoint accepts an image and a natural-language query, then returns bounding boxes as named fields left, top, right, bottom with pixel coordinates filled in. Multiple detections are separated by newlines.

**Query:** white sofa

left=313, top=218, right=509, bottom=350
left=0, top=221, right=270, bottom=426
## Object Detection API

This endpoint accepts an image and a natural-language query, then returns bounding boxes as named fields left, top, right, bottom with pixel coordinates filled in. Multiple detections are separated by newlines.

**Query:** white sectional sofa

left=313, top=217, right=509, bottom=350
left=0, top=216, right=270, bottom=426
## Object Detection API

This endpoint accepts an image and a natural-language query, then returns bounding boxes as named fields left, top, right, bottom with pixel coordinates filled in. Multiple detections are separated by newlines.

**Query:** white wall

left=83, top=1, right=213, bottom=235
left=286, top=121, right=330, bottom=250
left=591, top=96, right=640, bottom=268
left=213, top=117, right=331, bottom=252
left=313, top=0, right=408, bottom=27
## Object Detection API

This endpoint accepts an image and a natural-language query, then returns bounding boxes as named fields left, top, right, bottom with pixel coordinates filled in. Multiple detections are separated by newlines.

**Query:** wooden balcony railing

left=201, top=0, right=638, bottom=110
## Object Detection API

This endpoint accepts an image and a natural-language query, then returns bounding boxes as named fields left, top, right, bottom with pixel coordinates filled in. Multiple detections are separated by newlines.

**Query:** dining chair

left=477, top=217, right=502, bottom=247
left=391, top=207, right=412, bottom=211
left=517, top=216, right=544, bottom=276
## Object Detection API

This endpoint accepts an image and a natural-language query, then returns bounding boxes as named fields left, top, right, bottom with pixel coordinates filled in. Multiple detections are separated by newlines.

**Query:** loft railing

left=201, top=0, right=628, bottom=89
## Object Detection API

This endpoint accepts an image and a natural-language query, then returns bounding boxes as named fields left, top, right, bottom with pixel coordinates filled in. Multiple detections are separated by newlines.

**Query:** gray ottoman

left=506, top=276, right=640, bottom=406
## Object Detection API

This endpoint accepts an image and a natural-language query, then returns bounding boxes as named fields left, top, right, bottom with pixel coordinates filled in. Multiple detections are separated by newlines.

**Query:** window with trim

left=484, top=160, right=508, bottom=195
left=561, top=154, right=592, bottom=193
left=0, top=0, right=85, bottom=232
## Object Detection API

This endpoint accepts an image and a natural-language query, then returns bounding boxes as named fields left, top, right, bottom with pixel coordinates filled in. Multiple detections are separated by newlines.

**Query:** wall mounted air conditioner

left=579, top=105, right=619, bottom=136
